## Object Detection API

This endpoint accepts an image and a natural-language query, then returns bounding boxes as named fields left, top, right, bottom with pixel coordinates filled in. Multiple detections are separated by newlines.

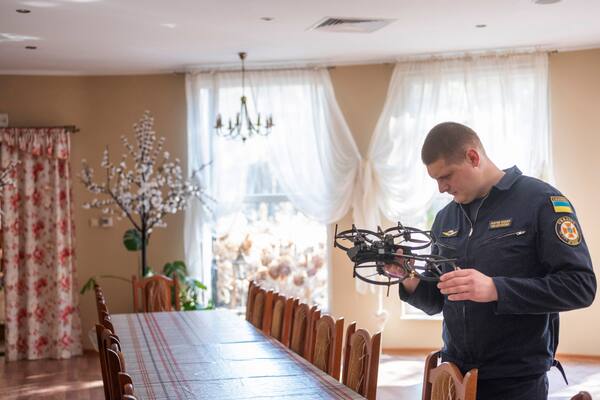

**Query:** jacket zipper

left=482, top=230, right=526, bottom=244
left=457, top=194, right=489, bottom=363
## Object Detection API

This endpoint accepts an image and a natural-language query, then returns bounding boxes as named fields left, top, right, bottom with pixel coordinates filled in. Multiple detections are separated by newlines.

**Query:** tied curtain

left=185, top=68, right=362, bottom=300
left=0, top=128, right=82, bottom=361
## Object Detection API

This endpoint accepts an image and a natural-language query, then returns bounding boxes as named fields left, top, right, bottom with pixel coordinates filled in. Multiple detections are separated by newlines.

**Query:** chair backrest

left=571, top=392, right=592, bottom=400
left=95, top=324, right=111, bottom=400
left=270, top=294, right=295, bottom=345
left=95, top=325, right=123, bottom=400
left=281, top=297, right=299, bottom=347
left=132, top=274, right=180, bottom=312
left=289, top=302, right=318, bottom=359
left=106, top=343, right=127, bottom=400
left=249, top=287, right=274, bottom=333
left=245, top=280, right=257, bottom=321
left=422, top=350, right=478, bottom=400
left=100, top=311, right=116, bottom=334
left=119, top=372, right=135, bottom=397
left=308, top=313, right=344, bottom=380
left=95, top=284, right=109, bottom=321
left=342, top=322, right=381, bottom=400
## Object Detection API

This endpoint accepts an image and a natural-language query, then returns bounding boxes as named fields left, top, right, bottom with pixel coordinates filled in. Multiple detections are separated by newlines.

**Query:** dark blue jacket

left=399, top=166, right=596, bottom=380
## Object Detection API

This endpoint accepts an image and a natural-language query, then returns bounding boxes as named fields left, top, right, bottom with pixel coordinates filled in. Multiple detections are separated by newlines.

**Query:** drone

left=334, top=222, right=457, bottom=295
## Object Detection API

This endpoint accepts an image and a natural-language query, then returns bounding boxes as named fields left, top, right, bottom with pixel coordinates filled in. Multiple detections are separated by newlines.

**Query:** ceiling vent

left=309, top=17, right=396, bottom=33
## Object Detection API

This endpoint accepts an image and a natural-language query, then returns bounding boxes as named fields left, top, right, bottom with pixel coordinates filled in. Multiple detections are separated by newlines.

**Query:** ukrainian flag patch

left=550, top=196, right=573, bottom=214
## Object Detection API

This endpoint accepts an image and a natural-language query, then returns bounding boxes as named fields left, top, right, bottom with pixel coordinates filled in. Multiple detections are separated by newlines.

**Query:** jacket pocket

left=481, top=230, right=526, bottom=246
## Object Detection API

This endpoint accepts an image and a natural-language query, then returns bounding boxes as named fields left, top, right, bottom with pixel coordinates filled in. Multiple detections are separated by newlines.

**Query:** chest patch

left=489, top=218, right=512, bottom=229
left=441, top=229, right=459, bottom=237
left=555, top=216, right=581, bottom=246
left=550, top=196, right=573, bottom=214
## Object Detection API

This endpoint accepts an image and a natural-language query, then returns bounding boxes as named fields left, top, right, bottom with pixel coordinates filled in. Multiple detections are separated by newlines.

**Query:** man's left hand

left=437, top=268, right=498, bottom=302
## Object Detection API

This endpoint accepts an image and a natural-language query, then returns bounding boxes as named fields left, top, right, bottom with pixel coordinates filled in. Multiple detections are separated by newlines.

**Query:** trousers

left=476, top=373, right=548, bottom=400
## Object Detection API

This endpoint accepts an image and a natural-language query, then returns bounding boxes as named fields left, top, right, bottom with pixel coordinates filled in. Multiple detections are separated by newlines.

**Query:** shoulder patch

left=550, top=196, right=573, bottom=214
left=441, top=229, right=459, bottom=237
left=555, top=216, right=581, bottom=246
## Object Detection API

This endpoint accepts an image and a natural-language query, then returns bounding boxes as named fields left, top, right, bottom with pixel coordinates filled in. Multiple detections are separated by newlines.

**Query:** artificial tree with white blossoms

left=81, top=111, right=208, bottom=277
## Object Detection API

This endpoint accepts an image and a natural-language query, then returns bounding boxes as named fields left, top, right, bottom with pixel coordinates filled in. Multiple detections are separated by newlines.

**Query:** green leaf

left=80, top=277, right=97, bottom=295
left=123, top=229, right=143, bottom=251
left=163, top=262, right=174, bottom=277
left=191, top=279, right=207, bottom=290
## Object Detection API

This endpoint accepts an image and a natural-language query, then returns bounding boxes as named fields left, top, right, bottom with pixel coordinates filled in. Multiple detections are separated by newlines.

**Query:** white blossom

left=80, top=111, right=211, bottom=235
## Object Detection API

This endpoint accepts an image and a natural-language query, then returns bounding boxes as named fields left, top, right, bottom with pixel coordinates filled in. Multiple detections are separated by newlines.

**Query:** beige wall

left=548, top=49, right=600, bottom=355
left=1, top=48, right=599, bottom=355
left=0, top=74, right=187, bottom=348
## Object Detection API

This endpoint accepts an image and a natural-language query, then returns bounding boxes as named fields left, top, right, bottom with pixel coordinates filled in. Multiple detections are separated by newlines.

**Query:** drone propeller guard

left=334, top=222, right=457, bottom=292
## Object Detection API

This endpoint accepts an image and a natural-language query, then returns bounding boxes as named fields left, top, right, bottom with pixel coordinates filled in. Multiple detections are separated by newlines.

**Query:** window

left=210, top=87, right=329, bottom=313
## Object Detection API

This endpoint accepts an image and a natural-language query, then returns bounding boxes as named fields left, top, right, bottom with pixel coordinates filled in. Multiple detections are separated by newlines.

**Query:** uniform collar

left=493, top=166, right=522, bottom=191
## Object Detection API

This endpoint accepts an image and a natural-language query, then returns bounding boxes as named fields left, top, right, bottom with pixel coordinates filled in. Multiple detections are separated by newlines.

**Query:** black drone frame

left=334, top=222, right=457, bottom=295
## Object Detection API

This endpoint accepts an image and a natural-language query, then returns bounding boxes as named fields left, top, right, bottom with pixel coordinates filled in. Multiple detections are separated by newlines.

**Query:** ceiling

left=1, top=0, right=599, bottom=75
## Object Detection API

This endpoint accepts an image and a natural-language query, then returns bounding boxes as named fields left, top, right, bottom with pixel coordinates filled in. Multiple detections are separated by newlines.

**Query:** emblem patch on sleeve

left=555, top=216, right=581, bottom=246
left=550, top=196, right=573, bottom=213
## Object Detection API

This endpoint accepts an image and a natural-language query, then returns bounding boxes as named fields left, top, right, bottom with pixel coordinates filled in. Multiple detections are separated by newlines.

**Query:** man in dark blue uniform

left=389, top=122, right=596, bottom=400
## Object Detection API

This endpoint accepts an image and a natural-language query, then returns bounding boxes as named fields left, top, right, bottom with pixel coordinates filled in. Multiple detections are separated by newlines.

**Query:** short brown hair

left=421, top=122, right=484, bottom=165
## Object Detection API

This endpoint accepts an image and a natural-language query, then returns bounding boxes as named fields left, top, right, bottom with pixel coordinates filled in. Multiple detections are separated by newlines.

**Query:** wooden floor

left=0, top=351, right=104, bottom=400
left=1, top=350, right=599, bottom=399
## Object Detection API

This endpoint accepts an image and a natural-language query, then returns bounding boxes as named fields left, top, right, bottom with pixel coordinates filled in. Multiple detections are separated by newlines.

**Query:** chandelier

left=214, top=52, right=273, bottom=142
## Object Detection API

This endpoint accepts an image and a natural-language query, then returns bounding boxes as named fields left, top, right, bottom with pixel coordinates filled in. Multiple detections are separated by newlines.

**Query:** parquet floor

left=0, top=350, right=598, bottom=399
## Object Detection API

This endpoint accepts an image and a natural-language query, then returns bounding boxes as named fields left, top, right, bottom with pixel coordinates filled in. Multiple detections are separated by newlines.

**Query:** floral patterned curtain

left=0, top=128, right=82, bottom=361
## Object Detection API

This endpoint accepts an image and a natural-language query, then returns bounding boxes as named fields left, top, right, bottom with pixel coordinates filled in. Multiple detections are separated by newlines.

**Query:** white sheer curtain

left=185, top=68, right=361, bottom=299
left=357, top=52, right=550, bottom=231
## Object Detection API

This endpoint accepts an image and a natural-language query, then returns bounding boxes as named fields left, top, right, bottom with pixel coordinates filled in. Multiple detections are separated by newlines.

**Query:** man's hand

left=383, top=249, right=414, bottom=279
left=437, top=268, right=498, bottom=302
left=384, top=251, right=420, bottom=294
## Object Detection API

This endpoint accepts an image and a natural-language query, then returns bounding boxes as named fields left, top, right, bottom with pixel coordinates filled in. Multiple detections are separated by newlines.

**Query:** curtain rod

left=7, top=125, right=79, bottom=133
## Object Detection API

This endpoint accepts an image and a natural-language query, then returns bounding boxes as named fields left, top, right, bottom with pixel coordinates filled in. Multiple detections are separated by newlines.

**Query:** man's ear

left=465, top=148, right=481, bottom=167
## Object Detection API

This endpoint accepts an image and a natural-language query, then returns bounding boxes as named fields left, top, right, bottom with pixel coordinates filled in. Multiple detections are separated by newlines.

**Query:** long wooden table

left=111, top=310, right=365, bottom=399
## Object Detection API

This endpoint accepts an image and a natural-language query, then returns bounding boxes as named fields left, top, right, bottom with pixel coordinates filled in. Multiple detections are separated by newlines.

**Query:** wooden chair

left=308, top=313, right=344, bottom=380
left=106, top=344, right=127, bottom=400
left=96, top=325, right=122, bottom=400
left=422, top=350, right=477, bottom=400
left=132, top=274, right=180, bottom=312
left=342, top=322, right=381, bottom=400
left=570, top=392, right=592, bottom=400
left=289, top=302, right=319, bottom=359
left=270, top=294, right=295, bottom=345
